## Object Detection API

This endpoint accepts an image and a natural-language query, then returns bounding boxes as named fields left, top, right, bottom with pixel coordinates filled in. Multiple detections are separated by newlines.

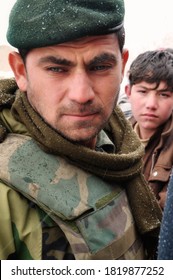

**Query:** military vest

left=0, top=133, right=145, bottom=259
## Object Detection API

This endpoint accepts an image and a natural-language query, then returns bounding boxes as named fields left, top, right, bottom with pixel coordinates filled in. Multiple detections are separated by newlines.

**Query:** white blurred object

left=118, top=76, right=132, bottom=119
left=0, top=71, right=14, bottom=79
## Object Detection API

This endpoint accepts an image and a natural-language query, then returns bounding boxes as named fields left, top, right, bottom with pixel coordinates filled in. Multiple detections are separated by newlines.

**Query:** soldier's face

left=9, top=34, right=128, bottom=148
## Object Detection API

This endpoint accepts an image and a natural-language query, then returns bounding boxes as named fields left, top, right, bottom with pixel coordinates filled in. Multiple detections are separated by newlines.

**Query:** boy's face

left=126, top=81, right=173, bottom=139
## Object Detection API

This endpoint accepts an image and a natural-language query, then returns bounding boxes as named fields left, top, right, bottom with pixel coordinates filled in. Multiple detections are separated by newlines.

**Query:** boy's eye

left=137, top=90, right=147, bottom=94
left=159, top=92, right=171, bottom=98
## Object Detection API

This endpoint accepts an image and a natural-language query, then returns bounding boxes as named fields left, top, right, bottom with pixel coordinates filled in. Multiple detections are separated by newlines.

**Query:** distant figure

left=157, top=169, right=173, bottom=259
left=118, top=76, right=132, bottom=119
left=125, top=50, right=173, bottom=209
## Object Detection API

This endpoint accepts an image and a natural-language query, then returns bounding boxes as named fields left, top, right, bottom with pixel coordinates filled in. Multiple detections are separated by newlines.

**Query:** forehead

left=133, top=81, right=169, bottom=90
left=28, top=34, right=120, bottom=61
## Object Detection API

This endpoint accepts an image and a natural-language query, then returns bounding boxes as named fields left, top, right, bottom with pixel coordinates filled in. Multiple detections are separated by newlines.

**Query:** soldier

left=0, top=0, right=161, bottom=260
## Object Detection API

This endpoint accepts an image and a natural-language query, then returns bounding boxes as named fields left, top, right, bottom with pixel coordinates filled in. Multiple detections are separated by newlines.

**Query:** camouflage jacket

left=0, top=123, right=145, bottom=260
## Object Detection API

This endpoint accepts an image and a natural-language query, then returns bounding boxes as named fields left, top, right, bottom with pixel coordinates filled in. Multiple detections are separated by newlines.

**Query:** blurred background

left=0, top=0, right=173, bottom=77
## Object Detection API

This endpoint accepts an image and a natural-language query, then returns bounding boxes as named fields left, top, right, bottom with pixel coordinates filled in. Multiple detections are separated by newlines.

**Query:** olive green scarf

left=0, top=78, right=162, bottom=235
left=12, top=90, right=144, bottom=181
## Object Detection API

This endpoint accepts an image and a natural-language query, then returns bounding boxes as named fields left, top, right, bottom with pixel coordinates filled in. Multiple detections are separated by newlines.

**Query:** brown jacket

left=130, top=113, right=173, bottom=209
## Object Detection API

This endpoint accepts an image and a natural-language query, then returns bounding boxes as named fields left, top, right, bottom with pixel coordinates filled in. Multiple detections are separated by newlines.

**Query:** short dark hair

left=128, top=50, right=173, bottom=92
left=18, top=26, right=125, bottom=63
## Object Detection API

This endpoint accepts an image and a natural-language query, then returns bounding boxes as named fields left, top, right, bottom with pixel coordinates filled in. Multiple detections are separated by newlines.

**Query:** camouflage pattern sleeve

left=0, top=182, right=42, bottom=260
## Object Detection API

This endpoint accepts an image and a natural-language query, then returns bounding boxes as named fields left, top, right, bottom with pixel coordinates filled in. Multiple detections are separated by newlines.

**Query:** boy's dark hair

left=128, top=50, right=173, bottom=92
left=18, top=26, right=125, bottom=64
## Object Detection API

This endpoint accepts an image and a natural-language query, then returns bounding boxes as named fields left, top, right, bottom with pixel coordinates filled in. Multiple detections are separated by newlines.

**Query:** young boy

left=125, top=50, right=173, bottom=209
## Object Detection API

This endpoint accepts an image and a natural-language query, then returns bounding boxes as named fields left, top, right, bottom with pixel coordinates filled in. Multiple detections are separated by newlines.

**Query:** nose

left=68, top=72, right=95, bottom=103
left=145, top=93, right=158, bottom=110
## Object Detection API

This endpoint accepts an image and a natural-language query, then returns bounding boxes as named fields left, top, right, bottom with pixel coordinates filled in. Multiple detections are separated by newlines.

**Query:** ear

left=121, top=49, right=129, bottom=77
left=125, top=84, right=131, bottom=98
left=8, top=51, right=27, bottom=92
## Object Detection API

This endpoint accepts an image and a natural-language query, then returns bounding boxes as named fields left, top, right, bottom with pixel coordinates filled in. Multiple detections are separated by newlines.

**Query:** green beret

left=7, top=0, right=125, bottom=49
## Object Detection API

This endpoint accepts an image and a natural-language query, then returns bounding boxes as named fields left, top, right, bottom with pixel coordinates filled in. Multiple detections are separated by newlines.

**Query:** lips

left=63, top=107, right=100, bottom=119
left=61, top=110, right=100, bottom=122
left=67, top=112, right=96, bottom=117
left=64, top=113, right=97, bottom=120
left=142, top=113, right=158, bottom=119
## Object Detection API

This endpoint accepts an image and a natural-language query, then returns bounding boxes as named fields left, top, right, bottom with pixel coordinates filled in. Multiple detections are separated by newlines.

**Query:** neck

left=138, top=127, right=154, bottom=140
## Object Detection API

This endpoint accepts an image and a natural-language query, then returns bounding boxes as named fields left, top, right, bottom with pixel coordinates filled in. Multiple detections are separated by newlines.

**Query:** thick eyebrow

left=157, top=88, right=170, bottom=92
left=88, top=52, right=117, bottom=66
left=38, top=55, right=75, bottom=67
left=37, top=52, right=117, bottom=68
left=136, top=85, right=151, bottom=90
